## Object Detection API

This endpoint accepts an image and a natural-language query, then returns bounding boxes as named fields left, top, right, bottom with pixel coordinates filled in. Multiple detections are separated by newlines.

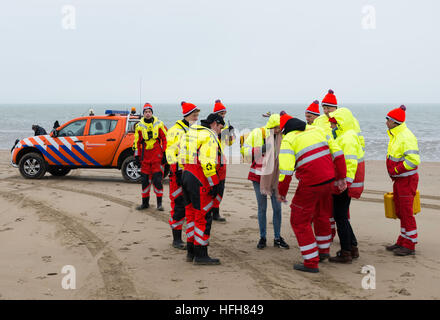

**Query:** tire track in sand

left=4, top=178, right=295, bottom=299
left=0, top=188, right=139, bottom=300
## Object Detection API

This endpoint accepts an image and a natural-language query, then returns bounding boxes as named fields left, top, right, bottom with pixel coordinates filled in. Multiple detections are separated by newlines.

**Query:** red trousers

left=168, top=165, right=185, bottom=230
left=182, top=171, right=214, bottom=246
left=394, top=174, right=419, bottom=250
left=212, top=179, right=225, bottom=210
left=290, top=182, right=333, bottom=268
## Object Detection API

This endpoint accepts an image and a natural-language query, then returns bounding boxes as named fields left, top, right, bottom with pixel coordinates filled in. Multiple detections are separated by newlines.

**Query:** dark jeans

left=333, top=189, right=358, bottom=251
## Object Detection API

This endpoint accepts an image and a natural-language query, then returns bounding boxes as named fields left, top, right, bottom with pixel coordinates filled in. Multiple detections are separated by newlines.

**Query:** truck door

left=83, top=118, right=121, bottom=166
left=51, top=119, right=92, bottom=166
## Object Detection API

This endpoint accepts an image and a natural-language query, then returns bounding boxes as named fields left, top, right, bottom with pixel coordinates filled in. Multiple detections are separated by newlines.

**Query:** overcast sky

left=0, top=0, right=439, bottom=104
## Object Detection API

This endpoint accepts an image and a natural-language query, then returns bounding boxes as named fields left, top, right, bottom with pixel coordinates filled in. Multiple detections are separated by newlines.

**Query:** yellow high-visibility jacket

left=166, top=120, right=189, bottom=167
left=133, top=116, right=167, bottom=155
left=312, top=114, right=332, bottom=136
left=240, top=114, right=280, bottom=182
left=329, top=108, right=365, bottom=198
left=279, top=125, right=346, bottom=186
left=314, top=108, right=365, bottom=152
left=386, top=122, right=420, bottom=178
left=178, top=125, right=223, bottom=183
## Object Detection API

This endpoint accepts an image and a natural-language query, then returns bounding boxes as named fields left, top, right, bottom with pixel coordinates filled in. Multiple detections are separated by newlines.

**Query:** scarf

left=260, top=130, right=282, bottom=196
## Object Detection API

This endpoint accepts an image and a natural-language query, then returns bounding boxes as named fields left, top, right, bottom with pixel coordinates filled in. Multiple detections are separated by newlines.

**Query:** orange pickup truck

left=11, top=110, right=147, bottom=182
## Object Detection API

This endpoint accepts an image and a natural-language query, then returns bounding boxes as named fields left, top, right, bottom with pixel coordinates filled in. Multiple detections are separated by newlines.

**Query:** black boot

left=156, top=197, right=164, bottom=211
left=293, top=263, right=319, bottom=273
left=136, top=197, right=149, bottom=210
left=212, top=207, right=226, bottom=222
left=193, top=245, right=221, bottom=265
left=172, top=229, right=186, bottom=250
left=186, top=242, right=194, bottom=262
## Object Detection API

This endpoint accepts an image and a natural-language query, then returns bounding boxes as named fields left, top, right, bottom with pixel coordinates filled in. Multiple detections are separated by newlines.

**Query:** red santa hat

left=322, top=89, right=338, bottom=108
left=306, top=100, right=320, bottom=116
left=143, top=102, right=153, bottom=113
left=386, top=105, right=406, bottom=124
left=181, top=101, right=199, bottom=116
left=213, top=99, right=227, bottom=113
left=280, top=113, right=294, bottom=132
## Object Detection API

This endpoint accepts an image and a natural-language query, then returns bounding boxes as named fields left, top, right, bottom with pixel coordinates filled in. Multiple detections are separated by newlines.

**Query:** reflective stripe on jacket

left=278, top=125, right=346, bottom=187
left=386, top=122, right=420, bottom=179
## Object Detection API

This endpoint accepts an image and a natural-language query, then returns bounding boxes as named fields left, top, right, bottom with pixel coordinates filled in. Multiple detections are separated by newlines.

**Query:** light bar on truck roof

left=105, top=110, right=130, bottom=116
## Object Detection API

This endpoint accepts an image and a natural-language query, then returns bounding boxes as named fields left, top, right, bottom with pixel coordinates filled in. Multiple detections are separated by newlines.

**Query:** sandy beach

left=0, top=149, right=439, bottom=300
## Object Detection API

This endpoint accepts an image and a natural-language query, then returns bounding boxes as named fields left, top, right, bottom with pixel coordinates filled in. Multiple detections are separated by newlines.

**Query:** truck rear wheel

left=48, top=167, right=71, bottom=177
left=121, top=156, right=141, bottom=183
left=18, top=152, right=47, bottom=179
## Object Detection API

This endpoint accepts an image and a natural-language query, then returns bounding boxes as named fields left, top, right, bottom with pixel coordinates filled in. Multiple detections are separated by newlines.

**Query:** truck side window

left=58, top=120, right=87, bottom=137
left=128, top=120, right=139, bottom=133
left=89, top=120, right=118, bottom=136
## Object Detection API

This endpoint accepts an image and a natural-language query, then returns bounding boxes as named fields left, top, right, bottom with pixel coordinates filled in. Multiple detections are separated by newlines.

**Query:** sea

left=1, top=103, right=439, bottom=162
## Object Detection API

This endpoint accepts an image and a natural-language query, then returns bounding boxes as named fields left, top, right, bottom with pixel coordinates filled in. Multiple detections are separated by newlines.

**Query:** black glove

left=135, top=156, right=140, bottom=167
left=228, top=125, right=234, bottom=132
left=209, top=184, right=221, bottom=198
left=176, top=170, right=183, bottom=187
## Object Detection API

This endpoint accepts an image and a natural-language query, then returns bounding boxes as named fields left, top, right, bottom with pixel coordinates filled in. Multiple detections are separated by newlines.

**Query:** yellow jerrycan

left=384, top=190, right=421, bottom=219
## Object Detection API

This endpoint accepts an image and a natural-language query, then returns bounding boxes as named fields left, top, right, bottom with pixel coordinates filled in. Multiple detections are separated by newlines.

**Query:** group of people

left=132, top=89, right=421, bottom=273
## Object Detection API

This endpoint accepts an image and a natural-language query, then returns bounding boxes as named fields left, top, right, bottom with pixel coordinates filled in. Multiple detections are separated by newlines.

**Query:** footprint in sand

left=15, top=218, right=24, bottom=222
left=119, top=247, right=131, bottom=251
left=0, top=227, right=13, bottom=232
left=396, top=288, right=411, bottom=296
left=41, top=256, right=52, bottom=263
left=400, top=272, right=415, bottom=277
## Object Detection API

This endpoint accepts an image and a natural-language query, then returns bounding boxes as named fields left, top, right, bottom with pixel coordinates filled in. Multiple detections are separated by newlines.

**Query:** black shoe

left=193, top=245, right=221, bottom=265
left=393, top=247, right=415, bottom=256
left=136, top=197, right=149, bottom=210
left=156, top=197, right=164, bottom=211
left=212, top=211, right=226, bottom=222
left=274, top=237, right=289, bottom=249
left=172, top=229, right=186, bottom=250
left=319, top=253, right=330, bottom=262
left=257, top=237, right=267, bottom=249
left=212, top=208, right=226, bottom=222
left=386, top=244, right=403, bottom=251
left=186, top=242, right=195, bottom=262
left=293, top=263, right=319, bottom=273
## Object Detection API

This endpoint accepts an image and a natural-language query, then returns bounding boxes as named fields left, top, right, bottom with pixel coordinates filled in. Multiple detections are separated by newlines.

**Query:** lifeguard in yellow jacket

left=385, top=105, right=420, bottom=256
left=179, top=113, right=225, bottom=265
left=327, top=108, right=365, bottom=263
left=165, top=101, right=200, bottom=250
left=134, top=103, right=167, bottom=211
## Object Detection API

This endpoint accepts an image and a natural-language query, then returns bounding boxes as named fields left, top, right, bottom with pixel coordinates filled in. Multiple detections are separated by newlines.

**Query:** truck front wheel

left=18, top=152, right=47, bottom=179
